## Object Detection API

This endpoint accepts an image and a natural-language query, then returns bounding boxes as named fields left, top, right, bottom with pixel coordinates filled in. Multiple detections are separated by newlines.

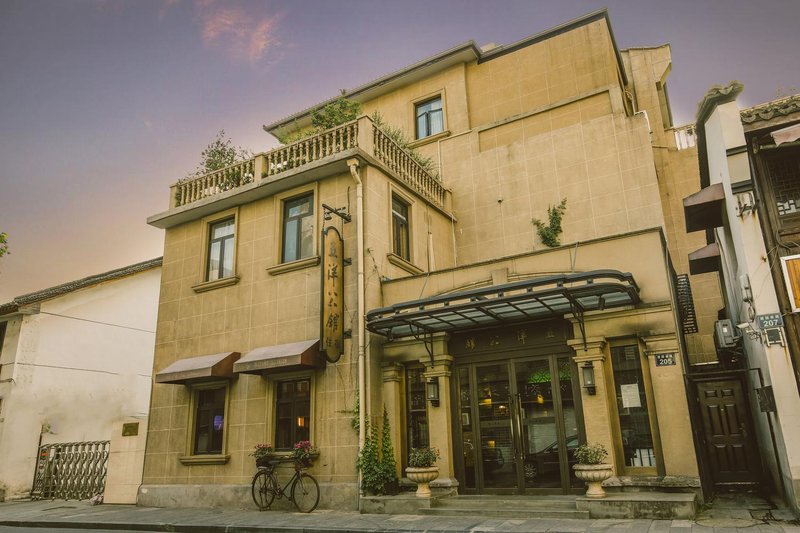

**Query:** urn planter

left=573, top=463, right=613, bottom=498
left=405, top=466, right=439, bottom=498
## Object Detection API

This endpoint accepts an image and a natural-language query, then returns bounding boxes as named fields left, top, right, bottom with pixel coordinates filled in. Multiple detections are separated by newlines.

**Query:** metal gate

left=31, top=441, right=110, bottom=500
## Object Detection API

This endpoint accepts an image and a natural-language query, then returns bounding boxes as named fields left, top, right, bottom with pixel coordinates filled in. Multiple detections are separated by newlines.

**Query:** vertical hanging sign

left=321, top=227, right=344, bottom=362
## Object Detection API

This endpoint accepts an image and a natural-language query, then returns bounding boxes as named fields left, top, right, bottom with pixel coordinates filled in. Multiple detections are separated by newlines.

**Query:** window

left=610, top=345, right=655, bottom=468
left=391, top=195, right=410, bottom=261
left=193, top=386, right=226, bottom=455
left=207, top=218, right=235, bottom=281
left=415, top=96, right=443, bottom=139
left=275, top=378, right=310, bottom=450
left=406, top=367, right=429, bottom=454
left=282, top=193, right=314, bottom=263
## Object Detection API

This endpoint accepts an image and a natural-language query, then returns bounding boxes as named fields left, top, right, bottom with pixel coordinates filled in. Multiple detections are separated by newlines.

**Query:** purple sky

left=1, top=0, right=798, bottom=302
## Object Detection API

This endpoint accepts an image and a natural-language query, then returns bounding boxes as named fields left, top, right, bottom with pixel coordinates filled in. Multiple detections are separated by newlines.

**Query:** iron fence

left=31, top=441, right=110, bottom=500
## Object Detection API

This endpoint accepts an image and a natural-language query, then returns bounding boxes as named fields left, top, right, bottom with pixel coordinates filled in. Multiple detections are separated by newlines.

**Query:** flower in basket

left=408, top=447, right=439, bottom=468
left=292, top=440, right=319, bottom=466
left=250, top=444, right=274, bottom=463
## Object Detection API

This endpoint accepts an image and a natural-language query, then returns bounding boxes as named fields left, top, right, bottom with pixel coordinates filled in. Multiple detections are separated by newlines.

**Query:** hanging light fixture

left=426, top=377, right=440, bottom=407
left=582, top=361, right=596, bottom=395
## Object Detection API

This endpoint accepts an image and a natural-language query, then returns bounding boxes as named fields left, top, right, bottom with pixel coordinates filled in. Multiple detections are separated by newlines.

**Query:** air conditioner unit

left=714, top=319, right=740, bottom=348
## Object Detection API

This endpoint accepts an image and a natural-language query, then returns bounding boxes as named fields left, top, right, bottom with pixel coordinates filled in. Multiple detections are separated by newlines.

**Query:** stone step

left=434, top=496, right=578, bottom=510
left=419, top=507, right=591, bottom=519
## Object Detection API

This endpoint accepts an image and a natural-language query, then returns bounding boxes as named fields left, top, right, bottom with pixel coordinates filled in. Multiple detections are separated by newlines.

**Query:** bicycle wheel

left=251, top=470, right=275, bottom=510
left=291, top=473, right=320, bottom=513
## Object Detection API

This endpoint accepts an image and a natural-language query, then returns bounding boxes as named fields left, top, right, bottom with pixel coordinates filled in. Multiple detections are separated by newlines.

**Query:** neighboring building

left=0, top=258, right=161, bottom=500
left=683, top=84, right=800, bottom=513
left=141, top=10, right=716, bottom=515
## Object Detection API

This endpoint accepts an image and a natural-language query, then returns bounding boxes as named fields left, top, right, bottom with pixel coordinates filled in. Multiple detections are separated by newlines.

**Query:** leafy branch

left=531, top=198, right=567, bottom=247
left=0, top=232, right=9, bottom=258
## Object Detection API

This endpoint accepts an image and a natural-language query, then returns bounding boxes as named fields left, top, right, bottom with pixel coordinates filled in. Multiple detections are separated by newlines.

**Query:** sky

left=0, top=0, right=798, bottom=302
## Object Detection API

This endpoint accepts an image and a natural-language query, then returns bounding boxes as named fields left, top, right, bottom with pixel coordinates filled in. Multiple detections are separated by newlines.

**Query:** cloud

left=158, top=0, right=181, bottom=21
left=197, top=3, right=280, bottom=63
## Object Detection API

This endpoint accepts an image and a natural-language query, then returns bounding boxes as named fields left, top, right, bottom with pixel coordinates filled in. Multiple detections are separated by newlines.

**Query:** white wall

left=705, top=102, right=800, bottom=511
left=0, top=266, right=160, bottom=499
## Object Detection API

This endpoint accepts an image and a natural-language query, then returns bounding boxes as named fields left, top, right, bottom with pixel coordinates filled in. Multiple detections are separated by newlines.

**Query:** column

left=421, top=335, right=457, bottom=488
left=567, top=336, right=617, bottom=473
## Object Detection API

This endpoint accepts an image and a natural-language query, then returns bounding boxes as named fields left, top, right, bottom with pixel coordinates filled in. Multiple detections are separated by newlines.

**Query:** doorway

left=455, top=354, right=583, bottom=494
left=695, top=378, right=761, bottom=486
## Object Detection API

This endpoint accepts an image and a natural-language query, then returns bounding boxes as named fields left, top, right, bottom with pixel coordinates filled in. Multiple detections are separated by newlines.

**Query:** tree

left=190, top=130, right=253, bottom=177
left=0, top=232, right=9, bottom=258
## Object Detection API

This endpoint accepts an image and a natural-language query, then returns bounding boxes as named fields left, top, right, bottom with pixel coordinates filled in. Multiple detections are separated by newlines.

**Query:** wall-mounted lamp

left=581, top=361, right=596, bottom=395
left=737, top=322, right=763, bottom=342
left=426, top=377, right=440, bottom=407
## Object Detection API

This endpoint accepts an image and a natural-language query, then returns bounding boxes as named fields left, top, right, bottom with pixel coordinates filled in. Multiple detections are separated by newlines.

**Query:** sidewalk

left=0, top=499, right=798, bottom=532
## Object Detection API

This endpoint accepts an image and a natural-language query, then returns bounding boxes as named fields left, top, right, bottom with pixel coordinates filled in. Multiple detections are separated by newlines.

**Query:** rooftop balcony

left=152, top=116, right=449, bottom=229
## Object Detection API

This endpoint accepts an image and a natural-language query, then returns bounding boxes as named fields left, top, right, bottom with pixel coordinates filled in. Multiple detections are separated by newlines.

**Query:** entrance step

left=419, top=495, right=590, bottom=519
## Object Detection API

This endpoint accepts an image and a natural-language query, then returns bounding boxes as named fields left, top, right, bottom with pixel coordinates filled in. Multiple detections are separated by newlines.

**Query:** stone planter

left=405, top=466, right=439, bottom=498
left=573, top=463, right=613, bottom=498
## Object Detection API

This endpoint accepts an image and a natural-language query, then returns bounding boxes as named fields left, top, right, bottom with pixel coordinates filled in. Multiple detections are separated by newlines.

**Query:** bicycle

left=251, top=458, right=320, bottom=513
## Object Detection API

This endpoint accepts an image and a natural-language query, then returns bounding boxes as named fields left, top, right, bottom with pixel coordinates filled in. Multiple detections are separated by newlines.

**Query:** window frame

left=271, top=185, right=319, bottom=272
left=391, top=194, right=411, bottom=261
left=606, top=340, right=662, bottom=476
left=403, top=365, right=429, bottom=469
left=414, top=94, right=445, bottom=140
left=181, top=380, right=231, bottom=464
left=193, top=207, right=240, bottom=293
left=273, top=377, right=312, bottom=451
left=206, top=217, right=235, bottom=281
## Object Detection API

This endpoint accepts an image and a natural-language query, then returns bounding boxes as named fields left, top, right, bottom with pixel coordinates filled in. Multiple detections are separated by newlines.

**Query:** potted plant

left=405, top=447, right=439, bottom=498
left=250, top=444, right=274, bottom=468
left=292, top=440, right=319, bottom=467
left=573, top=443, right=613, bottom=498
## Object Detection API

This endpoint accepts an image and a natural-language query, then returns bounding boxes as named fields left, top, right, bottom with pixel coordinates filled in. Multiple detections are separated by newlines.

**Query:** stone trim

left=178, top=454, right=230, bottom=466
left=266, top=256, right=320, bottom=276
left=386, top=253, right=424, bottom=275
left=191, top=276, right=240, bottom=293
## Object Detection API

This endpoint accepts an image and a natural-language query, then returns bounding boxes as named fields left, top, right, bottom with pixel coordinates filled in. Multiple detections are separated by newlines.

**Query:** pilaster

left=381, top=362, right=403, bottom=476
left=567, top=336, right=616, bottom=473
left=420, top=342, right=458, bottom=488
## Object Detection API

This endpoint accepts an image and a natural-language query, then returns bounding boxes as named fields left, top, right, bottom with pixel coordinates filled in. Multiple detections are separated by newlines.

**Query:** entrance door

left=456, top=355, right=582, bottom=493
left=696, top=379, right=761, bottom=485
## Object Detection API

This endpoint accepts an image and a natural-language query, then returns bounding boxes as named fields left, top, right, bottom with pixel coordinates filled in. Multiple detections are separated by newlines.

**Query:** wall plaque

left=321, top=227, right=344, bottom=362
left=655, top=353, right=676, bottom=367
left=757, top=313, right=784, bottom=329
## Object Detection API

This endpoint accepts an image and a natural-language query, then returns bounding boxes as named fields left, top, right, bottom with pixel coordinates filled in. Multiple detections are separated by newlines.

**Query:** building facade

left=0, top=258, right=161, bottom=500
left=141, top=10, right=712, bottom=513
left=684, top=84, right=800, bottom=512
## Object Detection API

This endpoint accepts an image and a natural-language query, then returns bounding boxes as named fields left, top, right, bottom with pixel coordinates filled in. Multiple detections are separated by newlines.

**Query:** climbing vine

left=531, top=198, right=567, bottom=248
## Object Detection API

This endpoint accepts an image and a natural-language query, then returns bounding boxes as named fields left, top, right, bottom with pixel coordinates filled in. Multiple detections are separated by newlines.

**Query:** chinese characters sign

left=321, top=227, right=343, bottom=362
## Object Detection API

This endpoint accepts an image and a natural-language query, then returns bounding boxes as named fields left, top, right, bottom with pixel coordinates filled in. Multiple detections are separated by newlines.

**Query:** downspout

left=347, top=159, right=366, bottom=473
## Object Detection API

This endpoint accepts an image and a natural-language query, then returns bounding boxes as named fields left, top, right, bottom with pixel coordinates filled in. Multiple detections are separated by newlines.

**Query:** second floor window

left=415, top=96, right=443, bottom=139
left=392, top=195, right=410, bottom=261
left=282, top=193, right=314, bottom=263
left=207, top=218, right=235, bottom=281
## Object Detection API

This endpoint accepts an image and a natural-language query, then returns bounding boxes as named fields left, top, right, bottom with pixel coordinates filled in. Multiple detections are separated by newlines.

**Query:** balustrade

left=170, top=116, right=445, bottom=211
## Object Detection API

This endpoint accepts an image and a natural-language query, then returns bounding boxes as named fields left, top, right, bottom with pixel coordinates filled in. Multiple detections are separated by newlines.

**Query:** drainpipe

left=347, top=159, right=366, bottom=461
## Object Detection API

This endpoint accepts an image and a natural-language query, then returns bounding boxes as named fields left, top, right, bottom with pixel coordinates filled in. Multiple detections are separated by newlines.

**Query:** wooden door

left=696, top=379, right=760, bottom=485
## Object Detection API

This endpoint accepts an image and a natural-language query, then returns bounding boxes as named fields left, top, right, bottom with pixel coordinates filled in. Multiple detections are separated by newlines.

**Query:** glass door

left=455, top=354, right=583, bottom=494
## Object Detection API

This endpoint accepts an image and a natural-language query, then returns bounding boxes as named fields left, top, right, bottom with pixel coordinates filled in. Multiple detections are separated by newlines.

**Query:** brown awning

left=233, top=339, right=324, bottom=376
left=684, top=183, right=725, bottom=233
left=155, top=352, right=240, bottom=384
left=688, top=242, right=721, bottom=275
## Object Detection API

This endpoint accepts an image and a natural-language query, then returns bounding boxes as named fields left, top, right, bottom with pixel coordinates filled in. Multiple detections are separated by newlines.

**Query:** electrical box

left=715, top=319, right=739, bottom=348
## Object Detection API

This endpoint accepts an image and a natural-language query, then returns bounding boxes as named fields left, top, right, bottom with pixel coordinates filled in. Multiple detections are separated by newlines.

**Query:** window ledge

left=191, top=276, right=240, bottom=293
left=267, top=256, right=321, bottom=276
left=387, top=253, right=424, bottom=275
left=179, top=454, right=230, bottom=466
left=407, top=130, right=451, bottom=149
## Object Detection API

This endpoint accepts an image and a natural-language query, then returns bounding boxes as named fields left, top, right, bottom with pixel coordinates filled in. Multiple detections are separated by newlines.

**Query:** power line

left=38, top=311, right=155, bottom=334
left=15, top=361, right=151, bottom=379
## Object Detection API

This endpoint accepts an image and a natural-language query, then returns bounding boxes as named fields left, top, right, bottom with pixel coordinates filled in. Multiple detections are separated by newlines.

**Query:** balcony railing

left=672, top=123, right=697, bottom=150
left=170, top=116, right=446, bottom=210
